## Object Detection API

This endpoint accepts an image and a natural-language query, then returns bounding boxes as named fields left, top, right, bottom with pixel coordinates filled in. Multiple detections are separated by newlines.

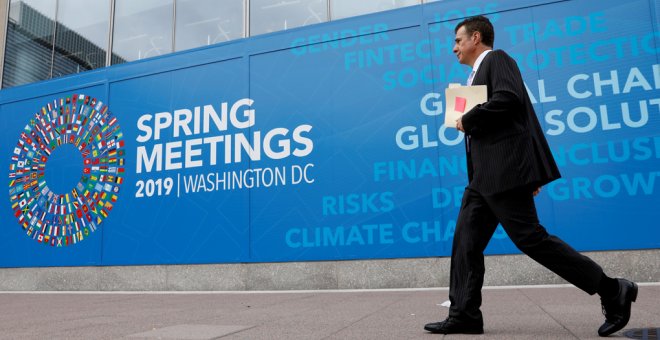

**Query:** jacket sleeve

left=461, top=51, right=524, bottom=137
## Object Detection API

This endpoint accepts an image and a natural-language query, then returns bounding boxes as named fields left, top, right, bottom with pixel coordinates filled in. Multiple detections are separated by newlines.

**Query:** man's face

left=453, top=25, right=478, bottom=66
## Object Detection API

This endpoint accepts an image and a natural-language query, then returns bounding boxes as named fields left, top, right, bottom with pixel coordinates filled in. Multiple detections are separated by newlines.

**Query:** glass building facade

left=0, top=0, right=441, bottom=89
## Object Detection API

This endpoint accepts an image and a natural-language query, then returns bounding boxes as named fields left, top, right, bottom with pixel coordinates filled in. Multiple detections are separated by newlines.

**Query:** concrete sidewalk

left=0, top=284, right=658, bottom=340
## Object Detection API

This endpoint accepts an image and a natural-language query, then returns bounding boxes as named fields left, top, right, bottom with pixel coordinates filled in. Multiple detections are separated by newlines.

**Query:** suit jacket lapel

left=471, top=50, right=493, bottom=86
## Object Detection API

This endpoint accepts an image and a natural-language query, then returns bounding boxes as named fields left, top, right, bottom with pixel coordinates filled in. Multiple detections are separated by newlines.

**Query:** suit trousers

left=448, top=186, right=604, bottom=322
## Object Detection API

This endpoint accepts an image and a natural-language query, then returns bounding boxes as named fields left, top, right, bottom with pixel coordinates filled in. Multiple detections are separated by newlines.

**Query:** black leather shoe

left=598, top=278, right=638, bottom=337
left=424, top=317, right=484, bottom=334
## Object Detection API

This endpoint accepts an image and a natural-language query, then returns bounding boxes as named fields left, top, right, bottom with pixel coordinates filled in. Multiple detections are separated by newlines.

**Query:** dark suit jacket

left=461, top=50, right=561, bottom=195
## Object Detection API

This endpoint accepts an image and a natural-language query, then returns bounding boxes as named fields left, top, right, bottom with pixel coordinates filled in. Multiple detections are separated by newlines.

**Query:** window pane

left=250, top=0, right=327, bottom=36
left=112, top=0, right=173, bottom=64
left=2, top=0, right=56, bottom=88
left=52, top=0, right=110, bottom=78
left=175, top=0, right=244, bottom=52
left=331, top=0, right=420, bottom=20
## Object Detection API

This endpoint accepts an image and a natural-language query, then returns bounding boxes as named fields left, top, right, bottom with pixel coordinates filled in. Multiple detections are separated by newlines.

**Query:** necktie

left=465, top=70, right=475, bottom=151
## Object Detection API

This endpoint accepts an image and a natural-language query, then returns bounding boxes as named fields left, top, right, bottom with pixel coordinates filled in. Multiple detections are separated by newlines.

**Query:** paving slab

left=0, top=284, right=658, bottom=340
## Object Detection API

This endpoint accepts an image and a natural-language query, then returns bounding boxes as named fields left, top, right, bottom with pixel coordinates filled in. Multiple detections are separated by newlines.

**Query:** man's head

left=453, top=15, right=494, bottom=67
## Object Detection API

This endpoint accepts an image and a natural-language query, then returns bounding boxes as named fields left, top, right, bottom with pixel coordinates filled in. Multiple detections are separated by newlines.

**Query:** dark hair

left=455, top=15, right=494, bottom=48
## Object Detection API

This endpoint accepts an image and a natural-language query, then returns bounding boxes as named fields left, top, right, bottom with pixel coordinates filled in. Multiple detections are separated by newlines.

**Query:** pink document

left=455, top=96, right=467, bottom=113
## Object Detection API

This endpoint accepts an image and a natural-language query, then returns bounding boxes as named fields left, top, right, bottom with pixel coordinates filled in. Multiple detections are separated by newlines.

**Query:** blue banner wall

left=1, top=0, right=658, bottom=267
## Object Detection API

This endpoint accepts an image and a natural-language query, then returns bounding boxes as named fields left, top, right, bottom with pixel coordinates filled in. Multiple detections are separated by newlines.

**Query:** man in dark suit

left=424, top=15, right=637, bottom=337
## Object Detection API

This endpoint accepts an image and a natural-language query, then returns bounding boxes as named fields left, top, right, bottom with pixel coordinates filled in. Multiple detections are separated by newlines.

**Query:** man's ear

left=472, top=31, right=482, bottom=45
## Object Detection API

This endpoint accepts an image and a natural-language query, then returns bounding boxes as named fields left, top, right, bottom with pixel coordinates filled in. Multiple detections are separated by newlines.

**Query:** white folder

left=444, top=85, right=487, bottom=128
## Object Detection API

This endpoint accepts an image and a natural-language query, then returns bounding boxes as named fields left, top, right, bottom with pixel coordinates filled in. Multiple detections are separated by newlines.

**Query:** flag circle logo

left=8, top=94, right=125, bottom=247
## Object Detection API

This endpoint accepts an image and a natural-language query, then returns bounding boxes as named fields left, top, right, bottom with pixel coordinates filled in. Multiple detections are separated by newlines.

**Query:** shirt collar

left=472, top=49, right=492, bottom=74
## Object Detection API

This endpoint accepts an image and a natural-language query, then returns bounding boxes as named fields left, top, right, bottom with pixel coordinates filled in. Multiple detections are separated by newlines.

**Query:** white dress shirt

left=467, top=49, right=492, bottom=85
